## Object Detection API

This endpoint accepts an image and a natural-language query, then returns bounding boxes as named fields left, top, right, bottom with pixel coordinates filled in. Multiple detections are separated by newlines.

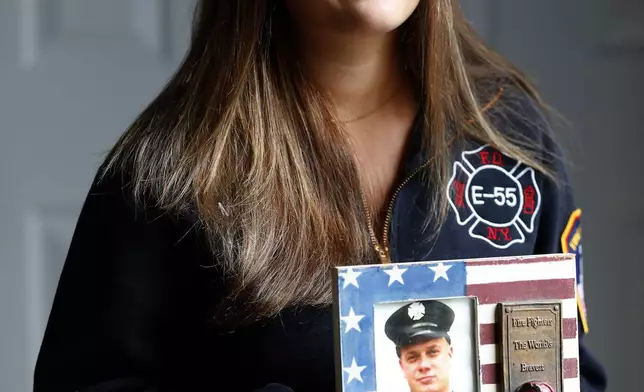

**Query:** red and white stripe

left=465, top=255, right=580, bottom=392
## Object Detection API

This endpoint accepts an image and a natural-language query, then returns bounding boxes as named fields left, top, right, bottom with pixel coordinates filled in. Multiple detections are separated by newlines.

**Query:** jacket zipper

left=361, top=88, right=504, bottom=264
left=361, top=159, right=434, bottom=264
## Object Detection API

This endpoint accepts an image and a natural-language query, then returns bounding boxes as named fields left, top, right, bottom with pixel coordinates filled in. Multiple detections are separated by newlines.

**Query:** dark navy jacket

left=33, top=87, right=607, bottom=392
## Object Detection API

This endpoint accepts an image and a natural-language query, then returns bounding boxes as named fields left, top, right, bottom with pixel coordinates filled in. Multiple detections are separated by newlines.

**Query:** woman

left=33, top=1, right=607, bottom=391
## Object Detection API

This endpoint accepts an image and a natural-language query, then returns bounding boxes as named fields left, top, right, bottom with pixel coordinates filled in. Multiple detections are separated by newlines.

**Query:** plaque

left=498, top=302, right=564, bottom=392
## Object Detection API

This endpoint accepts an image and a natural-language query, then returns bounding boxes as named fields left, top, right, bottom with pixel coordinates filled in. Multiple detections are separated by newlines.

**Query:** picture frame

left=332, top=254, right=580, bottom=392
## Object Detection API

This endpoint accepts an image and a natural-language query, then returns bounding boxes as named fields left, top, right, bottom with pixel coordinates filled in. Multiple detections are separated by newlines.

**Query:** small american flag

left=333, top=254, right=580, bottom=392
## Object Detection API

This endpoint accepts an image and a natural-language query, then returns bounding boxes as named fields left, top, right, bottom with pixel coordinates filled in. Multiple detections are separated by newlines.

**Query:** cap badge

left=407, top=302, right=425, bottom=320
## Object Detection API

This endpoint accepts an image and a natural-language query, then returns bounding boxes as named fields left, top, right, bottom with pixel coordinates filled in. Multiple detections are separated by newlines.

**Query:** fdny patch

left=446, top=145, right=542, bottom=249
left=561, top=209, right=588, bottom=334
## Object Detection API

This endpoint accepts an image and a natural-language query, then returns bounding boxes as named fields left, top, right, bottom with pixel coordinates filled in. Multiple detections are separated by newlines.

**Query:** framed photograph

left=332, top=254, right=580, bottom=392
left=373, top=296, right=480, bottom=392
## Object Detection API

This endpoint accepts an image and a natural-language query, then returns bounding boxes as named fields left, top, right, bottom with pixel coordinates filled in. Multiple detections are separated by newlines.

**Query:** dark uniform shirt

left=33, top=86, right=607, bottom=392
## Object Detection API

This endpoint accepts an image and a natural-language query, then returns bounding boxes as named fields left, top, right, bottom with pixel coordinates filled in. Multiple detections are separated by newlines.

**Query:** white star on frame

left=341, top=268, right=362, bottom=289
left=429, top=262, right=452, bottom=282
left=343, top=357, right=367, bottom=384
left=340, top=307, right=365, bottom=333
left=384, top=265, right=407, bottom=286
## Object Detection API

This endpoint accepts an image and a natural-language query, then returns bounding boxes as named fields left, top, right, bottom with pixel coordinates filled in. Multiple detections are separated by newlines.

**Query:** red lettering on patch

left=478, top=150, right=503, bottom=166
left=479, top=151, right=490, bottom=165
left=487, top=227, right=513, bottom=242
left=454, top=181, right=466, bottom=208
left=492, top=151, right=503, bottom=166
left=523, top=186, right=535, bottom=214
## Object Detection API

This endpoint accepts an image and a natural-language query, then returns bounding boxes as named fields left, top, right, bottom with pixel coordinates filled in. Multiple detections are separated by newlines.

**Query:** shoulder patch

left=446, top=145, right=542, bottom=249
left=561, top=208, right=588, bottom=334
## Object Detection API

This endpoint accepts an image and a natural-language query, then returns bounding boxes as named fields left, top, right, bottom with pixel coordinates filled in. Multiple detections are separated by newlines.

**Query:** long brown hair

left=104, top=1, right=554, bottom=319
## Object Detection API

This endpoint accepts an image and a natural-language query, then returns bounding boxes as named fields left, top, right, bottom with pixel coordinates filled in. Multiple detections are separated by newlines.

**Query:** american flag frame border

left=331, top=253, right=580, bottom=392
